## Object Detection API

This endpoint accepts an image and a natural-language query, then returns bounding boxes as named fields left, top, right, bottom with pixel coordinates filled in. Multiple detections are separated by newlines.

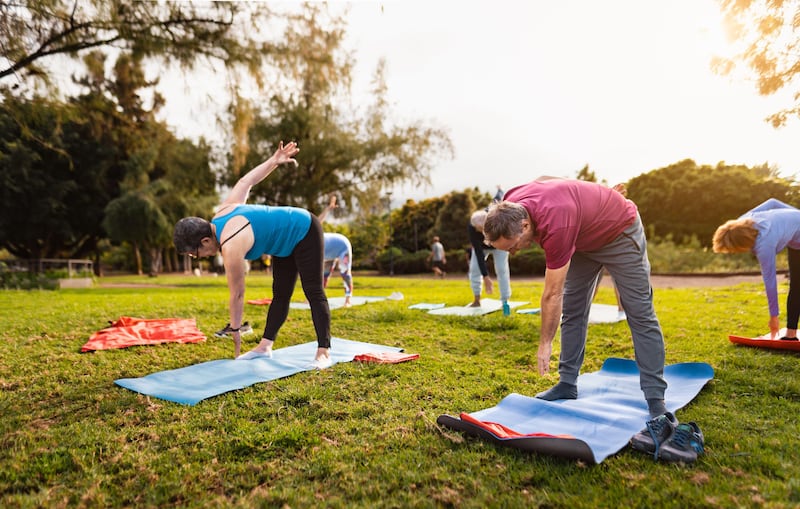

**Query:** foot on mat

left=630, top=411, right=678, bottom=459
left=779, top=336, right=799, bottom=341
left=307, top=356, right=333, bottom=370
left=535, top=382, right=578, bottom=401
left=215, top=322, right=254, bottom=338
left=658, top=422, right=705, bottom=463
left=236, top=350, right=272, bottom=361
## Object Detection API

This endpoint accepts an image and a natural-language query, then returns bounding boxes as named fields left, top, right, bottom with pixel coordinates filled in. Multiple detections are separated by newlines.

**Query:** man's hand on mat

left=537, top=340, right=553, bottom=374
left=769, top=316, right=780, bottom=339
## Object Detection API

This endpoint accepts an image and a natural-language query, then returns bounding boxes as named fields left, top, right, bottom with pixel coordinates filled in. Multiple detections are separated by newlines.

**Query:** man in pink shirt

left=483, top=177, right=668, bottom=419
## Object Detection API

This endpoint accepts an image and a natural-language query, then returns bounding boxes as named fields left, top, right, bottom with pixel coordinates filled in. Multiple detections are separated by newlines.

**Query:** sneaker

left=502, top=301, right=511, bottom=316
left=779, top=336, right=799, bottom=341
left=658, top=422, right=705, bottom=463
left=214, top=322, right=254, bottom=338
left=630, top=411, right=678, bottom=459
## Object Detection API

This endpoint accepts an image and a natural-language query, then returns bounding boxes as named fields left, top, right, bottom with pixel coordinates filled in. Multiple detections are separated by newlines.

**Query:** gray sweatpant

left=559, top=214, right=667, bottom=401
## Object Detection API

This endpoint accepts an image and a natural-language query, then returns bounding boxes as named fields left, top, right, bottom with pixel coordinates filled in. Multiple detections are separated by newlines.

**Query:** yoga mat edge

left=436, top=414, right=595, bottom=463
left=729, top=334, right=800, bottom=351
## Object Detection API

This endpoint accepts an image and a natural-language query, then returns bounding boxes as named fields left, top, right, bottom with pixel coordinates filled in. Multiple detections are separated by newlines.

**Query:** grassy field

left=1, top=272, right=798, bottom=508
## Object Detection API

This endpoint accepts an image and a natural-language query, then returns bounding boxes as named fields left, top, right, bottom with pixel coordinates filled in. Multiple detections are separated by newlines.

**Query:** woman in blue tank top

left=173, top=141, right=332, bottom=369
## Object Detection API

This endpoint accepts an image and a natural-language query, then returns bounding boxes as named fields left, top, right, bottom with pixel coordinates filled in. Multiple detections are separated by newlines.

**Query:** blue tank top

left=211, top=204, right=311, bottom=259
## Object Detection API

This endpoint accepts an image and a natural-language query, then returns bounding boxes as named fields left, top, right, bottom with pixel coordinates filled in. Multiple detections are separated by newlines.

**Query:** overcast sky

left=160, top=0, right=800, bottom=202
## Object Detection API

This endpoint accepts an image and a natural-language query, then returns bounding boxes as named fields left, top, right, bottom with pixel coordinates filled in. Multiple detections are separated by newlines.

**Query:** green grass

left=1, top=273, right=799, bottom=508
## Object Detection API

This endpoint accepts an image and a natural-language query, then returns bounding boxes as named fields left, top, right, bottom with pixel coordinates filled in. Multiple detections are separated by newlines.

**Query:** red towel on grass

left=458, top=412, right=574, bottom=439
left=246, top=298, right=273, bottom=305
left=81, top=316, right=206, bottom=352
left=353, top=352, right=420, bottom=364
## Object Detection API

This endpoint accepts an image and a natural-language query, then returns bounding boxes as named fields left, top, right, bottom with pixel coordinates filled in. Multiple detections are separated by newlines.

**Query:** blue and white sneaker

left=630, top=411, right=678, bottom=460
left=658, top=422, right=705, bottom=463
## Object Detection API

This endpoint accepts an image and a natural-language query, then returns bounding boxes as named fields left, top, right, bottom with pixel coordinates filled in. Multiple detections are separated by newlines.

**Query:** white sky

left=160, top=0, right=800, bottom=202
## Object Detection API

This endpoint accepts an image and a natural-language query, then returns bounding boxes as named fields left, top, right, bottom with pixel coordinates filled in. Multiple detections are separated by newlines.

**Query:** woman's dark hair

left=173, top=217, right=212, bottom=254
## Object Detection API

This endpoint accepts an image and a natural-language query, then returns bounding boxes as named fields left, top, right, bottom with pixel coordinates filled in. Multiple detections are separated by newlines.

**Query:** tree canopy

left=225, top=6, right=454, bottom=215
left=0, top=0, right=277, bottom=85
left=627, top=159, right=797, bottom=245
left=715, top=0, right=800, bottom=127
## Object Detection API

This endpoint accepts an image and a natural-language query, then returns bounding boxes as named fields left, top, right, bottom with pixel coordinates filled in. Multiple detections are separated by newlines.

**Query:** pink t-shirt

left=504, top=179, right=637, bottom=269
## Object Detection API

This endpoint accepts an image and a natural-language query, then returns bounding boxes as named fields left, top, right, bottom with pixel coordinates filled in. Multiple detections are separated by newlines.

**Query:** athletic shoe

left=779, top=336, right=799, bottom=341
left=502, top=301, right=511, bottom=316
left=214, top=322, right=253, bottom=338
left=658, top=422, right=705, bottom=463
left=630, top=411, right=678, bottom=459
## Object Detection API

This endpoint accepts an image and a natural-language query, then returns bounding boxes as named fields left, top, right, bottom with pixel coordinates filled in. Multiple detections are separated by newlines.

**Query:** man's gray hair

left=483, top=202, right=528, bottom=242
left=173, top=217, right=212, bottom=254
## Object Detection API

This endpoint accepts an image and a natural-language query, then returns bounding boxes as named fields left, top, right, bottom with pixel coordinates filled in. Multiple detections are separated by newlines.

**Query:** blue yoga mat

left=437, top=358, right=714, bottom=463
left=116, top=337, right=403, bottom=405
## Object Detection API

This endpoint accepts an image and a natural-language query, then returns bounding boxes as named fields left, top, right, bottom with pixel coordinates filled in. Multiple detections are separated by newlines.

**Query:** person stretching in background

left=713, top=198, right=800, bottom=340
left=468, top=209, right=512, bottom=315
left=318, top=196, right=354, bottom=307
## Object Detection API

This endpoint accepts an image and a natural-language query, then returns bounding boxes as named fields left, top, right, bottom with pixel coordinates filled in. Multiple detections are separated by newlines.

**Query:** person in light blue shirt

left=713, top=198, right=800, bottom=340
left=323, top=233, right=354, bottom=305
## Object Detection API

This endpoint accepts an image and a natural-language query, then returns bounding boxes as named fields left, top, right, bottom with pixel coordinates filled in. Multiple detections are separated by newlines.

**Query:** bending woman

left=173, top=141, right=333, bottom=368
left=713, top=198, right=800, bottom=340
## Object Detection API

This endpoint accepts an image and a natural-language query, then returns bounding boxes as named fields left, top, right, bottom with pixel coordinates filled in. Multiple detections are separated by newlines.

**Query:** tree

left=0, top=0, right=277, bottom=85
left=627, top=159, right=797, bottom=245
left=715, top=0, right=800, bottom=127
left=0, top=90, right=124, bottom=260
left=224, top=5, right=454, bottom=215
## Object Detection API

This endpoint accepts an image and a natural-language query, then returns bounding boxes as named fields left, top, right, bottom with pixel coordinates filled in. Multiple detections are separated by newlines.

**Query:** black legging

left=263, top=215, right=331, bottom=348
left=787, top=248, right=800, bottom=330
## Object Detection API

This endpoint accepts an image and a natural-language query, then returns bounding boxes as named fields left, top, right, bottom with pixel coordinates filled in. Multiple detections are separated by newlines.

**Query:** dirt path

left=514, top=273, right=766, bottom=289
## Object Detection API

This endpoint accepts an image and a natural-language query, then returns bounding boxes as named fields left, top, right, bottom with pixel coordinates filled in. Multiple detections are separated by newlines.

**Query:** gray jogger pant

left=559, top=214, right=667, bottom=401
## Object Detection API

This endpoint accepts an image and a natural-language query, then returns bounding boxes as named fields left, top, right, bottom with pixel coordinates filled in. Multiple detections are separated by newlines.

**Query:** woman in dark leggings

left=713, top=198, right=800, bottom=340
left=172, top=141, right=333, bottom=368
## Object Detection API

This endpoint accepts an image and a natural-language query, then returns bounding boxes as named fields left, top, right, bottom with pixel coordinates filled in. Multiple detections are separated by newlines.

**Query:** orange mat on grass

left=458, top=412, right=574, bottom=439
left=81, top=316, right=206, bottom=352
left=353, top=352, right=420, bottom=364
left=729, top=329, right=800, bottom=351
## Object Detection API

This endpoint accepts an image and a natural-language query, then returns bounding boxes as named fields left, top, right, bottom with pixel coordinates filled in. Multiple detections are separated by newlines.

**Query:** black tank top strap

left=220, top=221, right=251, bottom=248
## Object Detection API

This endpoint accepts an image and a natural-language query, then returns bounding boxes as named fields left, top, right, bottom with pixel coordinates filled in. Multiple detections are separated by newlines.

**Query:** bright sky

left=161, top=0, right=800, bottom=202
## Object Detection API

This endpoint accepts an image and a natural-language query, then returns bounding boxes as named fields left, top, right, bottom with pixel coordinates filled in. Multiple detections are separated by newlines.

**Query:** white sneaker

left=307, top=356, right=333, bottom=370
left=236, top=350, right=272, bottom=361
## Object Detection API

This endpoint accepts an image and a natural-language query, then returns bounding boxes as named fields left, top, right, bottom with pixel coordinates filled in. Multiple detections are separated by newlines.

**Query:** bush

left=509, top=247, right=547, bottom=276
left=0, top=270, right=59, bottom=290
left=647, top=236, right=767, bottom=274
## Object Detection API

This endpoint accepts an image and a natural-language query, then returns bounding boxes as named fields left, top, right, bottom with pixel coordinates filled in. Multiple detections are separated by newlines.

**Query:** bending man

left=483, top=177, right=668, bottom=418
